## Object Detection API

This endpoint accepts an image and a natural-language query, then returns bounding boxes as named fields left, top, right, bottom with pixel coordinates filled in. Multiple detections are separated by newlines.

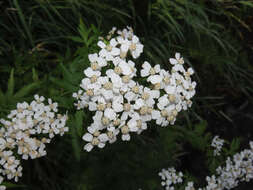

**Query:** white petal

left=102, top=90, right=113, bottom=100
left=82, top=133, right=93, bottom=142
left=165, top=85, right=176, bottom=94
left=121, top=44, right=129, bottom=52
left=98, top=134, right=109, bottom=142
left=97, top=57, right=107, bottom=67
left=151, top=110, right=161, bottom=119
left=132, top=35, right=139, bottom=43
left=97, top=41, right=106, bottom=49
left=150, top=90, right=160, bottom=99
left=98, top=142, right=105, bottom=148
left=84, top=143, right=93, bottom=152
left=187, top=68, right=194, bottom=75
left=175, top=53, right=181, bottom=60
left=148, top=75, right=163, bottom=84
left=88, top=102, right=97, bottom=111
left=169, top=58, right=178, bottom=65
left=128, top=119, right=137, bottom=132
left=104, top=108, right=116, bottom=120
left=119, top=61, right=132, bottom=75
left=112, top=102, right=123, bottom=112
left=134, top=99, right=144, bottom=109
left=124, top=91, right=136, bottom=102
left=84, top=67, right=94, bottom=78
left=112, top=57, right=122, bottom=66
left=110, top=38, right=118, bottom=47
left=141, top=69, right=150, bottom=77
left=122, top=134, right=130, bottom=141
left=183, top=80, right=190, bottom=89
left=88, top=53, right=97, bottom=63
left=106, top=54, right=114, bottom=61
left=174, top=64, right=185, bottom=72
left=111, top=48, right=120, bottom=56
left=142, top=61, right=151, bottom=70
left=128, top=60, right=135, bottom=67
left=121, top=112, right=128, bottom=121
left=154, top=65, right=160, bottom=72
left=87, top=126, right=96, bottom=134
left=192, top=81, right=197, bottom=88
left=99, top=49, right=107, bottom=57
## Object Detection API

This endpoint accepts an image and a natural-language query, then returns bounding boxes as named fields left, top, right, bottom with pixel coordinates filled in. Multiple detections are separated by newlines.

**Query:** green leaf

left=194, top=120, right=207, bottom=136
left=75, top=111, right=84, bottom=137
left=2, top=181, right=26, bottom=188
left=50, top=77, right=78, bottom=92
left=0, top=88, right=5, bottom=105
left=13, top=0, right=34, bottom=47
left=6, top=69, right=15, bottom=97
left=239, top=1, right=253, bottom=8
left=14, top=82, right=40, bottom=99
left=60, top=63, right=73, bottom=83
left=67, top=36, right=84, bottom=43
left=69, top=116, right=81, bottom=161
left=32, top=68, right=39, bottom=82
left=229, top=138, right=240, bottom=155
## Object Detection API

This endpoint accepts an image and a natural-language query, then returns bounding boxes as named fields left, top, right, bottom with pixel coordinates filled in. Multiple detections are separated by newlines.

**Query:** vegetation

left=0, top=0, right=253, bottom=189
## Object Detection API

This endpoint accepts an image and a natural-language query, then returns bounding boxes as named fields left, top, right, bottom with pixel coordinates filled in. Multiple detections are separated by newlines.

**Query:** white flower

left=98, top=38, right=120, bottom=60
left=107, top=128, right=119, bottom=143
left=169, top=53, right=184, bottom=65
left=83, top=129, right=109, bottom=152
left=141, top=62, right=160, bottom=77
left=157, top=95, right=169, bottom=110
left=250, top=141, right=253, bottom=150
left=84, top=67, right=101, bottom=78
left=112, top=96, right=124, bottom=112
left=151, top=110, right=168, bottom=127
left=142, top=87, right=160, bottom=107
left=127, top=118, right=138, bottom=132
left=129, top=35, right=143, bottom=59
left=104, top=108, right=116, bottom=120
left=88, top=53, right=107, bottom=68
left=211, top=136, right=224, bottom=156
left=185, top=182, right=195, bottom=190
left=106, top=70, right=123, bottom=91
left=119, top=60, right=132, bottom=75
left=147, top=74, right=163, bottom=85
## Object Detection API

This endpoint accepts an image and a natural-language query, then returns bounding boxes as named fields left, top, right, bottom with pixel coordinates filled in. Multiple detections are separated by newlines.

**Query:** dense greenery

left=0, top=0, right=253, bottom=189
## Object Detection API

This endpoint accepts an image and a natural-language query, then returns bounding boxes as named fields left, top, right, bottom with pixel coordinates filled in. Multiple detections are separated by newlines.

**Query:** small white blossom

left=211, top=136, right=224, bottom=156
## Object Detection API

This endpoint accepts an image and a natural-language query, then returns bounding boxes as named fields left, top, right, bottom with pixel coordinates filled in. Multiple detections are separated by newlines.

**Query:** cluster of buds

left=73, top=27, right=196, bottom=152
left=211, top=136, right=224, bottom=156
left=0, top=95, right=68, bottom=188
left=158, top=140, right=253, bottom=190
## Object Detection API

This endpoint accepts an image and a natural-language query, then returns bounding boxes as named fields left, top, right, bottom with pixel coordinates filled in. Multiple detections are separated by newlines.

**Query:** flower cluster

left=214, top=141, right=253, bottom=189
left=0, top=95, right=68, bottom=188
left=159, top=167, right=183, bottom=190
left=211, top=135, right=224, bottom=156
left=158, top=140, right=253, bottom=190
left=73, top=27, right=196, bottom=152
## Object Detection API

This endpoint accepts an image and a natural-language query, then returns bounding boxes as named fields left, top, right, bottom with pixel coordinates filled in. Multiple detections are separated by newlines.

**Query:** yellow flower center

left=121, top=125, right=129, bottom=134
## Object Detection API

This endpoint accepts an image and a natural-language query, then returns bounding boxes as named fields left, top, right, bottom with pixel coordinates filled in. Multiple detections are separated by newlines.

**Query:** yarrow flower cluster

left=73, top=27, right=197, bottom=152
left=159, top=167, right=183, bottom=190
left=0, top=95, right=69, bottom=188
left=211, top=136, right=225, bottom=156
left=158, top=140, right=253, bottom=190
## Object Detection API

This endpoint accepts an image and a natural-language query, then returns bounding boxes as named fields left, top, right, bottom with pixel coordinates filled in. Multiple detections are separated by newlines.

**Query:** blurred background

left=0, top=0, right=253, bottom=189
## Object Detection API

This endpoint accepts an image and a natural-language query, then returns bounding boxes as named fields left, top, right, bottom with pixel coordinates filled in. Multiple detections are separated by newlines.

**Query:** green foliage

left=0, top=0, right=253, bottom=189
left=0, top=69, right=41, bottom=117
